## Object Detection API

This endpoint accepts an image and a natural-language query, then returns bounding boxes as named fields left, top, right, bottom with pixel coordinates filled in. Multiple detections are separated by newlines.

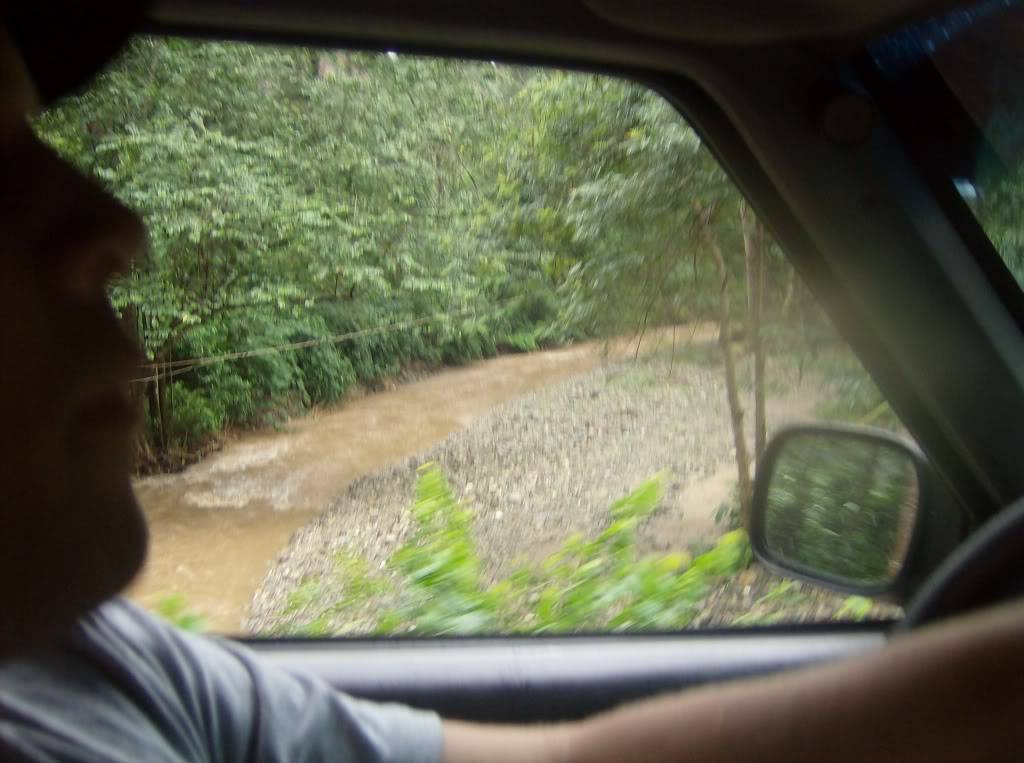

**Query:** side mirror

left=749, top=424, right=930, bottom=600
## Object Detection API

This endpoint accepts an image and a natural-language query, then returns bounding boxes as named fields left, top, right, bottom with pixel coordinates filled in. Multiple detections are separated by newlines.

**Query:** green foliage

left=765, top=436, right=914, bottom=586
left=167, top=383, right=224, bottom=448
left=154, top=594, right=207, bottom=632
left=814, top=351, right=899, bottom=429
left=762, top=318, right=901, bottom=432
left=33, top=35, right=808, bottom=466
left=730, top=581, right=809, bottom=626
left=438, top=319, right=498, bottom=366
left=387, top=465, right=503, bottom=633
left=278, top=552, right=392, bottom=635
left=499, top=330, right=540, bottom=353
left=283, top=464, right=756, bottom=636
left=292, top=340, right=356, bottom=406
left=975, top=161, right=1024, bottom=285
left=283, top=579, right=325, bottom=615
left=34, top=38, right=586, bottom=459
left=835, top=595, right=874, bottom=622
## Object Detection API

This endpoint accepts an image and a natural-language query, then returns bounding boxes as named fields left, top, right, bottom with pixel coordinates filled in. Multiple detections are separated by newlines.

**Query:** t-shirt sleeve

left=225, top=639, right=443, bottom=763
left=81, top=600, right=444, bottom=763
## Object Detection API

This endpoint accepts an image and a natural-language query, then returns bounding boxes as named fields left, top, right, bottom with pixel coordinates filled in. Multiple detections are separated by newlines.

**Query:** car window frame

left=124, top=4, right=1024, bottom=647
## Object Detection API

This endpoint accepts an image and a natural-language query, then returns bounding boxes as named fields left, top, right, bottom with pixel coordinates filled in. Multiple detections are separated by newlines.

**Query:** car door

left=115, top=0, right=1024, bottom=724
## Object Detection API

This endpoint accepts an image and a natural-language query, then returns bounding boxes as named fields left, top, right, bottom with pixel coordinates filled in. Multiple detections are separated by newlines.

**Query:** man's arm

left=442, top=600, right=1024, bottom=763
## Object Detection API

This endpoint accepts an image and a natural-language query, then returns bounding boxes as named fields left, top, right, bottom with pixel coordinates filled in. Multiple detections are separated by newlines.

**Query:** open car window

left=37, top=36, right=911, bottom=637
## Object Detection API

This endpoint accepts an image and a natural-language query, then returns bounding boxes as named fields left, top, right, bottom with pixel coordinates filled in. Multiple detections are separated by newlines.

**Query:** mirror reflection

left=763, top=433, right=919, bottom=588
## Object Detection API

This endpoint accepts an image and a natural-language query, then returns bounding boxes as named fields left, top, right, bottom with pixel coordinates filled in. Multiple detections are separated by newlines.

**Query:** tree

left=36, top=38, right=531, bottom=457
left=741, top=200, right=767, bottom=461
left=486, top=72, right=766, bottom=512
left=35, top=35, right=792, bottom=478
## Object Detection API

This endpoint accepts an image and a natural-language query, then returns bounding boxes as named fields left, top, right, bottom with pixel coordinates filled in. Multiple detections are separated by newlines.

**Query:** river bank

left=247, top=350, right=855, bottom=635
left=128, top=333, right=693, bottom=631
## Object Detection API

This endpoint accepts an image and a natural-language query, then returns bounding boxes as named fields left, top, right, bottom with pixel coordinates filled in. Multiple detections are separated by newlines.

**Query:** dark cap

left=4, top=5, right=148, bottom=106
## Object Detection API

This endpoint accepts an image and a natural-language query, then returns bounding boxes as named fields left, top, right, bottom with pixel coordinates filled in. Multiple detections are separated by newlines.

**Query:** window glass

left=870, top=0, right=1024, bottom=282
left=38, top=37, right=905, bottom=637
left=948, top=3, right=1024, bottom=282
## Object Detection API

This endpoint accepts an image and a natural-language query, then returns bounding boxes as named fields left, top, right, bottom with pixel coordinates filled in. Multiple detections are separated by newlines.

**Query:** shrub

left=199, top=363, right=256, bottom=424
left=439, top=320, right=497, bottom=365
left=280, top=464, right=755, bottom=636
left=168, top=383, right=224, bottom=448
left=154, top=594, right=206, bottom=632
left=801, top=348, right=900, bottom=429
left=497, top=329, right=540, bottom=353
left=292, top=338, right=356, bottom=405
left=835, top=595, right=874, bottom=621
left=386, top=465, right=503, bottom=634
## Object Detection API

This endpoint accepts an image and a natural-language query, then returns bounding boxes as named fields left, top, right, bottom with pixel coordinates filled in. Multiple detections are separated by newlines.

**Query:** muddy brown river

left=127, top=333, right=705, bottom=632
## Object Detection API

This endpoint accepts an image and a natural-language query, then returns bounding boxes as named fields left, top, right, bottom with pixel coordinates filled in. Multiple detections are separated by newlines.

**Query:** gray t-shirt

left=0, top=599, right=443, bottom=762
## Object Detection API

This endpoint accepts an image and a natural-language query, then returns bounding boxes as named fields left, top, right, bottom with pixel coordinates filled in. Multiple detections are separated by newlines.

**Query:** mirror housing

left=749, top=424, right=937, bottom=602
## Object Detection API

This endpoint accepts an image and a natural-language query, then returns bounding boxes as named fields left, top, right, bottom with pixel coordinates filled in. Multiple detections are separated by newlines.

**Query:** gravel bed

left=247, top=352, right=875, bottom=634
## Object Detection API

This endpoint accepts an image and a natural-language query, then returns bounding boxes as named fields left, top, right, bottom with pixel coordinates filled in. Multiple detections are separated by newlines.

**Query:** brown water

left=127, top=334, right=702, bottom=633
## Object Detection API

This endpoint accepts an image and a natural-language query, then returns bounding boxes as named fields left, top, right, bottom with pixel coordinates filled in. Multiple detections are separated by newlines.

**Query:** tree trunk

left=740, top=202, right=767, bottom=461
left=120, top=304, right=155, bottom=468
left=780, top=267, right=796, bottom=319
left=704, top=222, right=753, bottom=519
left=148, top=352, right=169, bottom=454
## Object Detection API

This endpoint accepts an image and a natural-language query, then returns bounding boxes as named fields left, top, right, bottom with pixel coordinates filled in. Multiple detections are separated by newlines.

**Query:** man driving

left=0, top=8, right=1021, bottom=763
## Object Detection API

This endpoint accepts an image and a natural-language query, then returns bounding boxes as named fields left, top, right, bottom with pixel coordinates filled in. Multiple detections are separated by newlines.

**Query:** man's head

left=0, top=24, right=148, bottom=658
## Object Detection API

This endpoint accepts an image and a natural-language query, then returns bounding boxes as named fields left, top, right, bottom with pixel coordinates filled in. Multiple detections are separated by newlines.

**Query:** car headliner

left=148, top=0, right=971, bottom=61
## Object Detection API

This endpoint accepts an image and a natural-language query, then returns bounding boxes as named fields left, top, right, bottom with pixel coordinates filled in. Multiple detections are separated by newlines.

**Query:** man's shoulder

left=0, top=597, right=190, bottom=686
left=73, top=598, right=261, bottom=725
left=73, top=596, right=208, bottom=665
left=1, top=598, right=443, bottom=763
left=75, top=596, right=173, bottom=648
left=60, top=597, right=234, bottom=691
left=0, top=598, right=252, bottom=762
